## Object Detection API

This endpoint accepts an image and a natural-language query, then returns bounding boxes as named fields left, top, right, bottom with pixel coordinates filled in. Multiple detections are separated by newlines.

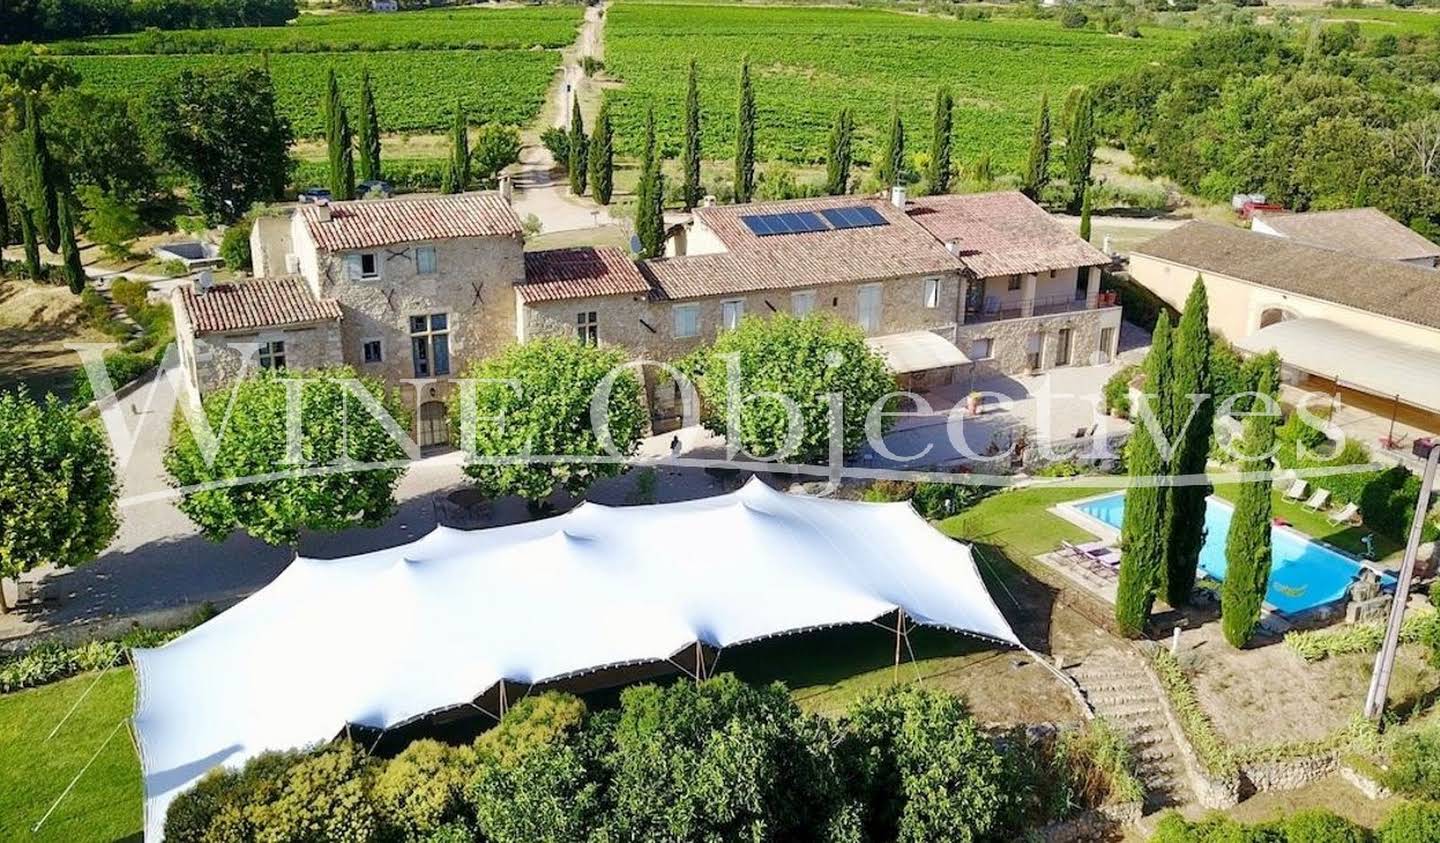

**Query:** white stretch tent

left=133, top=479, right=1020, bottom=841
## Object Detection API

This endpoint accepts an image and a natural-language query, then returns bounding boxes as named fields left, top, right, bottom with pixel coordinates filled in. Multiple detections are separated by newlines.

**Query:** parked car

left=359, top=180, right=394, bottom=199
left=297, top=187, right=333, bottom=204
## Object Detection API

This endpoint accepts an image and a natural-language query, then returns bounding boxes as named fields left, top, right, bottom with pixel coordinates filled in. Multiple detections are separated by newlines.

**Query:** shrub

left=1103, top=364, right=1137, bottom=418
left=221, top=220, right=253, bottom=273
left=253, top=742, right=381, bottom=842
left=540, top=126, right=570, bottom=171
left=70, top=350, right=158, bottom=404
left=1379, top=801, right=1440, bottom=843
left=0, top=604, right=214, bottom=693
left=1054, top=717, right=1145, bottom=808
left=1281, top=809, right=1370, bottom=843
left=374, top=740, right=477, bottom=840
left=468, top=734, right=600, bottom=843
left=1285, top=610, right=1440, bottom=662
left=164, top=749, right=307, bottom=843
left=1380, top=722, right=1440, bottom=801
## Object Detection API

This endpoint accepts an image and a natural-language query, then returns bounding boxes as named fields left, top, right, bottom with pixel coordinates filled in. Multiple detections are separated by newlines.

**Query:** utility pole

left=1364, top=440, right=1440, bottom=721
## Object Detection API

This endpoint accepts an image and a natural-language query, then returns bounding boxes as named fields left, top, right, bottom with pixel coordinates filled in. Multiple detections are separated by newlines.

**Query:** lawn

left=0, top=670, right=141, bottom=842
left=0, top=278, right=111, bottom=400
left=602, top=2, right=1192, bottom=169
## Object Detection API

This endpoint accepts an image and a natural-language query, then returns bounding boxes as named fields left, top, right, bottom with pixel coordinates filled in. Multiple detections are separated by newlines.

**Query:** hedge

left=0, top=604, right=215, bottom=693
left=1285, top=610, right=1440, bottom=663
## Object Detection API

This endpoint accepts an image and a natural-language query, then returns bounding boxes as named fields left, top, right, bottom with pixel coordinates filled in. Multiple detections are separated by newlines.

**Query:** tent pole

left=695, top=641, right=704, bottom=683
left=1389, top=394, right=1399, bottom=443
left=499, top=680, right=507, bottom=718
left=893, top=608, right=905, bottom=682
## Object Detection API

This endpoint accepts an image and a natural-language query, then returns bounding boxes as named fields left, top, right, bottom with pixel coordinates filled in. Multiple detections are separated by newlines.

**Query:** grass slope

left=0, top=670, right=140, bottom=842
left=603, top=3, right=1191, bottom=169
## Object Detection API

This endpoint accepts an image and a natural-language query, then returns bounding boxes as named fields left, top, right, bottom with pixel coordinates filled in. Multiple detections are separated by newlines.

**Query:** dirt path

left=509, top=2, right=619, bottom=237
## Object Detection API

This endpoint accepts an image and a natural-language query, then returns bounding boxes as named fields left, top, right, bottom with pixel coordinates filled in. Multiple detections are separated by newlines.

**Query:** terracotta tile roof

left=1134, top=221, right=1440, bottom=332
left=1252, top=208, right=1440, bottom=264
left=300, top=193, right=522, bottom=252
left=519, top=247, right=654, bottom=302
left=179, top=277, right=342, bottom=335
left=644, top=196, right=961, bottom=300
left=905, top=191, right=1111, bottom=278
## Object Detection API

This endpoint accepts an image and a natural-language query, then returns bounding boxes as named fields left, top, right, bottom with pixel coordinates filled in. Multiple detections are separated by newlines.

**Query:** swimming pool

left=1070, top=492, right=1391, bottom=614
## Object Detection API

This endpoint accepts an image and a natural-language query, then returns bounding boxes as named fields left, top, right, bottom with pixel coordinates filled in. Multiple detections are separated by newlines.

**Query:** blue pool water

left=1072, top=493, right=1392, bottom=614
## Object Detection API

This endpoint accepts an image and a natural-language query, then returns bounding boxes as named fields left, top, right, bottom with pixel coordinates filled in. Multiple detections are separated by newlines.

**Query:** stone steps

left=1065, top=650, right=1194, bottom=814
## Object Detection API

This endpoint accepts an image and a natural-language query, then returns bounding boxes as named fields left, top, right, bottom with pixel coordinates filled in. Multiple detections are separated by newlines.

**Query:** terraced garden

left=602, top=3, right=1192, bottom=169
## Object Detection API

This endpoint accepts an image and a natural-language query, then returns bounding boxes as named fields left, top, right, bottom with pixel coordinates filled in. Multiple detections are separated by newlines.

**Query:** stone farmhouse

left=174, top=189, right=1119, bottom=444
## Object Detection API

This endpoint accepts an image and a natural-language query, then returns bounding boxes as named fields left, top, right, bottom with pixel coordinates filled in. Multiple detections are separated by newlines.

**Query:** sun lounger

left=1282, top=479, right=1307, bottom=502
left=1302, top=489, right=1331, bottom=512
left=1327, top=502, right=1360, bottom=526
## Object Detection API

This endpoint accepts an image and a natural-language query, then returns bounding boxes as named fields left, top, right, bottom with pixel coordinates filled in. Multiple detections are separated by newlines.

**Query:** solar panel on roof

left=820, top=205, right=889, bottom=230
left=740, top=211, right=831, bottom=236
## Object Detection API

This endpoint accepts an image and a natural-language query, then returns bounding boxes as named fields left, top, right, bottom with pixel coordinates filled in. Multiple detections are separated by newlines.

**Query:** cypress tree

left=357, top=70, right=382, bottom=183
left=1022, top=93, right=1051, bottom=202
left=682, top=59, right=703, bottom=209
left=877, top=100, right=905, bottom=190
left=323, top=70, right=355, bottom=201
left=442, top=103, right=469, bottom=194
left=588, top=98, right=614, bottom=205
left=1063, top=86, right=1096, bottom=215
left=1079, top=186, right=1093, bottom=243
left=1116, top=313, right=1175, bottom=637
left=926, top=88, right=953, bottom=195
left=19, top=207, right=42, bottom=281
left=1221, top=358, right=1279, bottom=648
left=21, top=96, right=60, bottom=252
left=824, top=108, right=853, bottom=196
left=733, top=58, right=755, bottom=204
left=567, top=94, right=588, bottom=196
left=1163, top=278, right=1215, bottom=607
left=635, top=108, right=666, bottom=259
left=58, top=194, right=84, bottom=294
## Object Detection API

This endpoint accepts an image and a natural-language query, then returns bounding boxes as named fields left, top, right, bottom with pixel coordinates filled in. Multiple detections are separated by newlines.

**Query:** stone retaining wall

left=1039, top=800, right=1143, bottom=843
left=1240, top=754, right=1338, bottom=795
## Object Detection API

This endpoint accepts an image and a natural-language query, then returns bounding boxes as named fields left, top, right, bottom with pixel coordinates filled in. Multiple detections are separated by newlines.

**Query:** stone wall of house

left=955, top=306, right=1121, bottom=378
left=309, top=233, right=525, bottom=405
left=249, top=214, right=293, bottom=278
left=184, top=321, right=344, bottom=395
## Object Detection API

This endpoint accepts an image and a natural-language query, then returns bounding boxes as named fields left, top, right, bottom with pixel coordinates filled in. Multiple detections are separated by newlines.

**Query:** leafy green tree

left=57, top=192, right=83, bottom=294
left=926, top=87, right=953, bottom=194
left=1022, top=93, right=1051, bottom=202
left=567, top=94, right=587, bottom=196
left=686, top=314, right=895, bottom=465
left=469, top=732, right=600, bottom=842
left=845, top=684, right=1009, bottom=843
left=1063, top=86, right=1096, bottom=214
left=877, top=100, right=905, bottom=189
left=441, top=102, right=469, bottom=194
left=1221, top=359, right=1278, bottom=648
left=1079, top=187, right=1092, bottom=242
left=0, top=389, right=118, bottom=613
left=374, top=740, right=478, bottom=840
left=78, top=185, right=141, bottom=262
left=606, top=675, right=847, bottom=841
left=587, top=98, right=613, bottom=205
left=255, top=742, right=381, bottom=842
left=46, top=88, right=156, bottom=205
left=733, top=58, right=756, bottom=203
left=471, top=124, right=520, bottom=190
left=682, top=58, right=703, bottom=210
left=165, top=367, right=411, bottom=546
left=323, top=69, right=355, bottom=201
left=143, top=68, right=291, bottom=223
left=825, top=107, right=853, bottom=196
left=1116, top=313, right=1174, bottom=636
left=448, top=337, right=644, bottom=505
left=1163, top=278, right=1213, bottom=607
left=0, top=183, right=8, bottom=247
left=356, top=69, right=381, bottom=182
left=634, top=107, right=665, bottom=259
left=220, top=217, right=252, bottom=272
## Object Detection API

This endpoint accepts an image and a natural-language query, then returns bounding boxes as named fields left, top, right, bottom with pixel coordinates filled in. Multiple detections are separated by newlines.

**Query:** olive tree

left=164, top=367, right=411, bottom=546
left=0, top=389, right=119, bottom=612
left=449, top=337, right=645, bottom=505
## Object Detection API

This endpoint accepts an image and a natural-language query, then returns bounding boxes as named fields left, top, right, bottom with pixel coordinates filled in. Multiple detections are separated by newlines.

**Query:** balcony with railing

left=964, top=289, right=1120, bottom=324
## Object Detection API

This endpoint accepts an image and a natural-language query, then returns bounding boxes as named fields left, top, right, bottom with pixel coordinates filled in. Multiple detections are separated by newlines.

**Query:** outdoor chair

left=1327, top=502, right=1361, bottom=526
left=1302, top=489, right=1331, bottom=512
left=1282, top=479, right=1308, bottom=502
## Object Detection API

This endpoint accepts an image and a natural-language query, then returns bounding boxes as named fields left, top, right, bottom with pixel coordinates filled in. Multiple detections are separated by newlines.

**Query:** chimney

left=499, top=174, right=514, bottom=204
left=193, top=269, right=215, bottom=296
left=890, top=184, right=907, bottom=209
left=945, top=239, right=960, bottom=257
left=702, top=194, right=717, bottom=208
left=314, top=199, right=332, bottom=222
